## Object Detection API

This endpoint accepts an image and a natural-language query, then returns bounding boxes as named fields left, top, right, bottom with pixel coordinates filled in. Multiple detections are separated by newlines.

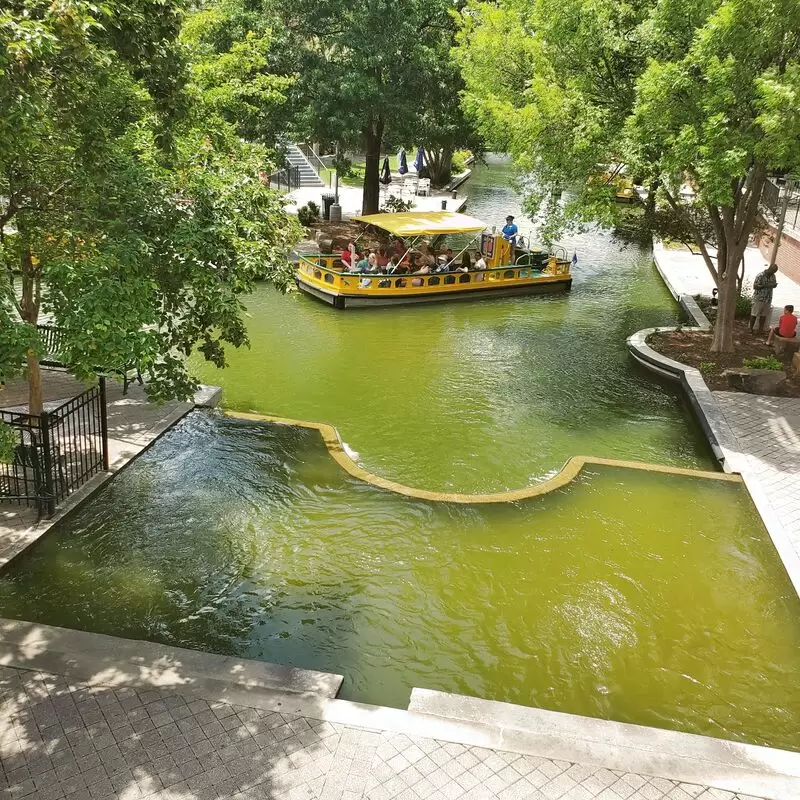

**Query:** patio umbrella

left=412, top=147, right=425, bottom=173
left=398, top=148, right=408, bottom=175
left=379, top=156, right=392, bottom=185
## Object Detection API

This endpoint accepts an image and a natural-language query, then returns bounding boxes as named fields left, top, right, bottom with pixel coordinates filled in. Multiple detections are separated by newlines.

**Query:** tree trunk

left=427, top=148, right=454, bottom=188
left=19, top=245, right=43, bottom=416
left=361, top=118, right=384, bottom=214
left=711, top=250, right=739, bottom=353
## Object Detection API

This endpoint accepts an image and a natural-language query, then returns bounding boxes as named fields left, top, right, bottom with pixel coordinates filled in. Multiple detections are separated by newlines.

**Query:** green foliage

left=736, top=292, right=752, bottom=318
left=261, top=0, right=480, bottom=209
left=297, top=202, right=320, bottom=227
left=456, top=0, right=800, bottom=350
left=699, top=361, right=716, bottom=374
left=0, top=422, right=16, bottom=464
left=743, top=356, right=783, bottom=371
left=0, top=0, right=301, bottom=405
left=380, top=196, right=414, bottom=213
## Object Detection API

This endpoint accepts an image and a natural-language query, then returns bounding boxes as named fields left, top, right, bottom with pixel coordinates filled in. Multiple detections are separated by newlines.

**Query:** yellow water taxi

left=294, top=211, right=573, bottom=309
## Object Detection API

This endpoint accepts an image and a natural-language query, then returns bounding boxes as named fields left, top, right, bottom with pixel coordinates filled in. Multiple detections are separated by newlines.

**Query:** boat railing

left=296, top=254, right=569, bottom=290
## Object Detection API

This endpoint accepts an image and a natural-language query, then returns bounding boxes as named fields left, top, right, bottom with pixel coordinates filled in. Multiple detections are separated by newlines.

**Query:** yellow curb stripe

left=225, top=411, right=742, bottom=504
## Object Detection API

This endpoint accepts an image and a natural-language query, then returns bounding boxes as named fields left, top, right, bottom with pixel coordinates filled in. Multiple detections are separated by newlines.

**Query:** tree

left=456, top=0, right=800, bottom=352
left=265, top=0, right=466, bottom=213
left=1, top=0, right=301, bottom=418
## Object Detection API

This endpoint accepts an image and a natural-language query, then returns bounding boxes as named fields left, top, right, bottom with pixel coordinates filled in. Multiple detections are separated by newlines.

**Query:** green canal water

left=191, top=160, right=714, bottom=493
left=1, top=414, right=799, bottom=750
left=2, top=159, right=799, bottom=751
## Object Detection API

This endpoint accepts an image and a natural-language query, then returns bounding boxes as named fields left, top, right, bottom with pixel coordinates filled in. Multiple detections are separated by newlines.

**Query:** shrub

left=735, top=291, right=752, bottom=318
left=297, top=201, right=319, bottom=227
left=380, top=196, right=413, bottom=213
left=699, top=361, right=715, bottom=374
left=451, top=149, right=472, bottom=174
left=742, top=356, right=783, bottom=371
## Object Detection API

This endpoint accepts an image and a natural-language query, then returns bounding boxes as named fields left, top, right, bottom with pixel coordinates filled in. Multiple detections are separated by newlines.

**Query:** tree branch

left=663, top=186, right=718, bottom=281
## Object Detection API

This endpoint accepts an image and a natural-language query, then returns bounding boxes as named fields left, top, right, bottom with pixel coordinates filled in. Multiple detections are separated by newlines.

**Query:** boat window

left=324, top=272, right=335, bottom=284
left=488, top=272, right=499, bottom=281
left=378, top=279, right=391, bottom=288
left=503, top=270, right=516, bottom=279
left=332, top=259, right=345, bottom=269
left=395, top=278, right=407, bottom=288
left=359, top=278, right=372, bottom=289
left=428, top=276, right=440, bottom=286
left=444, top=275, right=456, bottom=285
left=314, top=269, right=322, bottom=279
left=519, top=269, right=530, bottom=278
left=458, top=274, right=470, bottom=283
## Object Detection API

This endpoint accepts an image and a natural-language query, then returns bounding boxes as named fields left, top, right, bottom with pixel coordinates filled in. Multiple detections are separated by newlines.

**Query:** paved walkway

left=0, top=664, right=766, bottom=800
left=285, top=184, right=465, bottom=218
left=653, top=242, right=800, bottom=325
left=714, top=392, right=800, bottom=552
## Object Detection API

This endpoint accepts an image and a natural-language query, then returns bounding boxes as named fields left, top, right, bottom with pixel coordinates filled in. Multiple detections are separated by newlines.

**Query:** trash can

left=321, top=193, right=336, bottom=221
left=330, top=203, right=342, bottom=223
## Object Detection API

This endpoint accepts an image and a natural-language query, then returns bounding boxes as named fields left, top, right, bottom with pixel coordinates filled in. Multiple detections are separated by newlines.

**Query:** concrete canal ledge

left=0, top=617, right=793, bottom=800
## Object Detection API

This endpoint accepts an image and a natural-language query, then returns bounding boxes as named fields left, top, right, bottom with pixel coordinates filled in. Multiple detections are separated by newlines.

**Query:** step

left=0, top=618, right=343, bottom=699
left=408, top=689, right=800, bottom=800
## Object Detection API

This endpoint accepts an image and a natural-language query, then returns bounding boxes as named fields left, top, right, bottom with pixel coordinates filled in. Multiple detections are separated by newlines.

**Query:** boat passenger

left=475, top=255, right=487, bottom=270
left=356, top=252, right=370, bottom=272
left=392, top=237, right=406, bottom=257
left=456, top=252, right=471, bottom=272
left=376, top=247, right=390, bottom=268
left=386, top=256, right=400, bottom=274
left=341, top=241, right=357, bottom=267
left=367, top=252, right=380, bottom=273
left=413, top=263, right=431, bottom=275
left=436, top=255, right=449, bottom=272
left=501, top=215, right=518, bottom=242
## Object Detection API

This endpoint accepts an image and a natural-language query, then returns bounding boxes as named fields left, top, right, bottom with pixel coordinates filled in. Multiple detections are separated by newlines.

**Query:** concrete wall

left=756, top=224, right=800, bottom=285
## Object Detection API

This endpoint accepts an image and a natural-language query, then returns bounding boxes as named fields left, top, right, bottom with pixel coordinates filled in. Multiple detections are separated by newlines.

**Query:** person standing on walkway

left=750, top=264, right=779, bottom=334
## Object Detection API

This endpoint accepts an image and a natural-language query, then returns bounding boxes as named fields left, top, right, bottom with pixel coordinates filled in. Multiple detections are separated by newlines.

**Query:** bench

left=38, top=324, right=143, bottom=394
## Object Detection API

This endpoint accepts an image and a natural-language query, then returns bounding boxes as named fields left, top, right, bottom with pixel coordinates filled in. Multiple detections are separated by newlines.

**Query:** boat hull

left=295, top=275, right=572, bottom=309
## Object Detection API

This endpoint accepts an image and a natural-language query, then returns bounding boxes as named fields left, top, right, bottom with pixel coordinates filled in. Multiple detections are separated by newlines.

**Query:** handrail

left=297, top=144, right=329, bottom=174
left=296, top=256, right=571, bottom=289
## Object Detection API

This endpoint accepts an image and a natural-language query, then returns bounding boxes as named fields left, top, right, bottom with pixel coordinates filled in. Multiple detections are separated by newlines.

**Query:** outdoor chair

left=417, top=178, right=431, bottom=196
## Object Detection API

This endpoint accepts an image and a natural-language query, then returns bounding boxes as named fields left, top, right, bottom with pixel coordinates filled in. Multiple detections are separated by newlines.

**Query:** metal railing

left=266, top=166, right=301, bottom=193
left=763, top=177, right=800, bottom=233
left=0, top=382, right=108, bottom=518
left=296, top=256, right=570, bottom=292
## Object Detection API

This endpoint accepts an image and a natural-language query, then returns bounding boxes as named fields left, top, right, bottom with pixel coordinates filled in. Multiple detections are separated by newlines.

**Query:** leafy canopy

left=1, top=0, right=301, bottom=406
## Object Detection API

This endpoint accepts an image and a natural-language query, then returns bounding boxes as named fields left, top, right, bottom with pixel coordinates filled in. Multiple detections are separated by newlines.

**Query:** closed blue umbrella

left=412, top=147, right=425, bottom=173
left=379, top=156, right=392, bottom=185
left=398, top=148, right=408, bottom=175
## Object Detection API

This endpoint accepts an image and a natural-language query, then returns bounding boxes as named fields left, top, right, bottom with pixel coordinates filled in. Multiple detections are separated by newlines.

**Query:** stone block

left=793, top=351, right=800, bottom=374
left=722, top=368, right=787, bottom=395
left=773, top=335, right=800, bottom=360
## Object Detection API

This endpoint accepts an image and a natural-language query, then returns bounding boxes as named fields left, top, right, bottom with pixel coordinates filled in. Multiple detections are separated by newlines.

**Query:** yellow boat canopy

left=351, top=211, right=486, bottom=237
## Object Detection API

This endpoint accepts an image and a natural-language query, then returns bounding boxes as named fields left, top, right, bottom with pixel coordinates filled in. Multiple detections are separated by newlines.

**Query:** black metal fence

left=0, top=382, right=109, bottom=518
left=266, top=166, right=301, bottom=192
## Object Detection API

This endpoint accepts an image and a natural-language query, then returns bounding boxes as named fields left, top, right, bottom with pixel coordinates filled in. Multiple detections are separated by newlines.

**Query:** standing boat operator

left=501, top=215, right=519, bottom=242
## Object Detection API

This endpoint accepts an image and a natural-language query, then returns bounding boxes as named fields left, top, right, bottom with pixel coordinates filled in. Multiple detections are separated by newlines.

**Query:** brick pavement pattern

left=0, top=666, right=765, bottom=800
left=714, top=392, right=800, bottom=546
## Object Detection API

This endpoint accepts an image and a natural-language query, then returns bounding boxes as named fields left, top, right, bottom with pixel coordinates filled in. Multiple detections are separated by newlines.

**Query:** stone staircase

left=285, top=143, right=325, bottom=187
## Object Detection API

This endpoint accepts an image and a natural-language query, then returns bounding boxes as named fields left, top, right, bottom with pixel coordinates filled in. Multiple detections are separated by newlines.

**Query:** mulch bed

left=648, top=318, right=800, bottom=396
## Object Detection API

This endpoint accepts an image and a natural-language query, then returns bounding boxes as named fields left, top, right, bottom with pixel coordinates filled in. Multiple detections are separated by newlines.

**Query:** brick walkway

left=652, top=242, right=800, bottom=325
left=0, top=666, right=765, bottom=800
left=714, top=392, right=800, bottom=548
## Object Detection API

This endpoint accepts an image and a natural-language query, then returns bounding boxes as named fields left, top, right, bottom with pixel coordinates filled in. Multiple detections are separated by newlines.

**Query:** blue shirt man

left=501, top=216, right=518, bottom=241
